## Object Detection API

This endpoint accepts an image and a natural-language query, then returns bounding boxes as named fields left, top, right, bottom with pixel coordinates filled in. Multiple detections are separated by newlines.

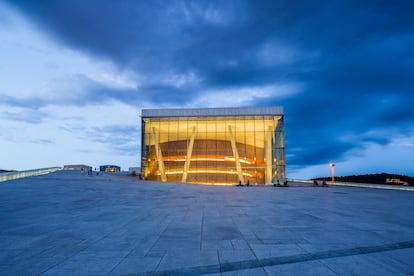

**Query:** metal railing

left=288, top=178, right=414, bottom=191
left=0, top=167, right=61, bottom=182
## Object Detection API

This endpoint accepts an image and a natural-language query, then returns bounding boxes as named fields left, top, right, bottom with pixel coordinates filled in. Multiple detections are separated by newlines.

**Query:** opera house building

left=141, top=107, right=285, bottom=185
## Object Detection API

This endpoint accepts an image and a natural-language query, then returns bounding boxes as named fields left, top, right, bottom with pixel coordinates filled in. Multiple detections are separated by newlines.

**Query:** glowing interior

left=141, top=115, right=285, bottom=184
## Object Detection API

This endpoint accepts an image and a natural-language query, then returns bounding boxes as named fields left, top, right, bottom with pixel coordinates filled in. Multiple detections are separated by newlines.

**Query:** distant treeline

left=314, top=173, right=414, bottom=186
left=0, top=169, right=14, bottom=173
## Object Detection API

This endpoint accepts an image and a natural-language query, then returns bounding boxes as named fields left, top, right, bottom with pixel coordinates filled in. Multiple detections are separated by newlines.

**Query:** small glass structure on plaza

left=141, top=107, right=285, bottom=185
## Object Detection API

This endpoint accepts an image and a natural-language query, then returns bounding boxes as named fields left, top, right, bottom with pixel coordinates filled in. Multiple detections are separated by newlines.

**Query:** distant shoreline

left=0, top=170, right=15, bottom=173
left=314, top=173, right=414, bottom=186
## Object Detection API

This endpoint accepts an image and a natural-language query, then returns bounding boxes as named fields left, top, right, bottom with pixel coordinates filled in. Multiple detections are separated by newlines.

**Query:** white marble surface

left=1, top=170, right=413, bottom=275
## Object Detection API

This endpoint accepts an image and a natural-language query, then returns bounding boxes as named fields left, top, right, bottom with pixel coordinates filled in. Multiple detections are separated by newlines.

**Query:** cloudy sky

left=1, top=0, right=413, bottom=178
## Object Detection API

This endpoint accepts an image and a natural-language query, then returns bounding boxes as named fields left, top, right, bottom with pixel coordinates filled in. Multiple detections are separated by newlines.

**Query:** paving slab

left=264, top=259, right=337, bottom=275
left=1, top=170, right=414, bottom=275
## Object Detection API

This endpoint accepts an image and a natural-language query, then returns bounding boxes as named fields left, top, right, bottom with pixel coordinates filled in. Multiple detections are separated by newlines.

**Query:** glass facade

left=141, top=108, right=285, bottom=185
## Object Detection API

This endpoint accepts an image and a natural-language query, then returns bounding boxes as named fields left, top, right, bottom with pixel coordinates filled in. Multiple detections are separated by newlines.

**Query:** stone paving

left=1, top=170, right=414, bottom=275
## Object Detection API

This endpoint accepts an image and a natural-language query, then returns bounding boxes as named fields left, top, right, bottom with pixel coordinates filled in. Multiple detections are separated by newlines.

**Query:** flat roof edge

left=141, top=107, right=283, bottom=117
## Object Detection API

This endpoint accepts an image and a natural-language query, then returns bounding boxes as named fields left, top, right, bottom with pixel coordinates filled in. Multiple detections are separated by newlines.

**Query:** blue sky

left=1, top=1, right=413, bottom=179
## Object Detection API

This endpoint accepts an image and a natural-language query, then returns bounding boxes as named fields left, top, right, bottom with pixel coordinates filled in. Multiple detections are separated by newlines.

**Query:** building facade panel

left=141, top=108, right=285, bottom=185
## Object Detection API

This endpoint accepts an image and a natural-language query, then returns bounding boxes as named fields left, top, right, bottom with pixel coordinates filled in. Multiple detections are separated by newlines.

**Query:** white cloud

left=257, top=43, right=298, bottom=66
left=169, top=2, right=233, bottom=26
left=192, top=83, right=302, bottom=107
left=84, top=68, right=140, bottom=91
left=162, top=71, right=201, bottom=88
left=0, top=101, right=141, bottom=171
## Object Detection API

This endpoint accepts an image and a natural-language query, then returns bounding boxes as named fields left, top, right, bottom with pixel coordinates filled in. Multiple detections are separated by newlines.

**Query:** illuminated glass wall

left=141, top=110, right=285, bottom=185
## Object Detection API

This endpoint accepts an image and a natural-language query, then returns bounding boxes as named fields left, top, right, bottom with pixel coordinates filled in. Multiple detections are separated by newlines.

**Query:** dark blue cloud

left=2, top=95, right=47, bottom=110
left=1, top=73, right=197, bottom=108
left=4, top=0, right=414, bottom=169
left=30, top=138, right=54, bottom=145
left=2, top=110, right=49, bottom=124
left=84, top=125, right=140, bottom=156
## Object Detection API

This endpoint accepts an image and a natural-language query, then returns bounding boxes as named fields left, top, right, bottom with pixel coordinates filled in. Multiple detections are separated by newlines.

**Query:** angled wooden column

left=151, top=127, right=167, bottom=182
left=182, top=126, right=196, bottom=183
left=228, top=125, right=244, bottom=184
